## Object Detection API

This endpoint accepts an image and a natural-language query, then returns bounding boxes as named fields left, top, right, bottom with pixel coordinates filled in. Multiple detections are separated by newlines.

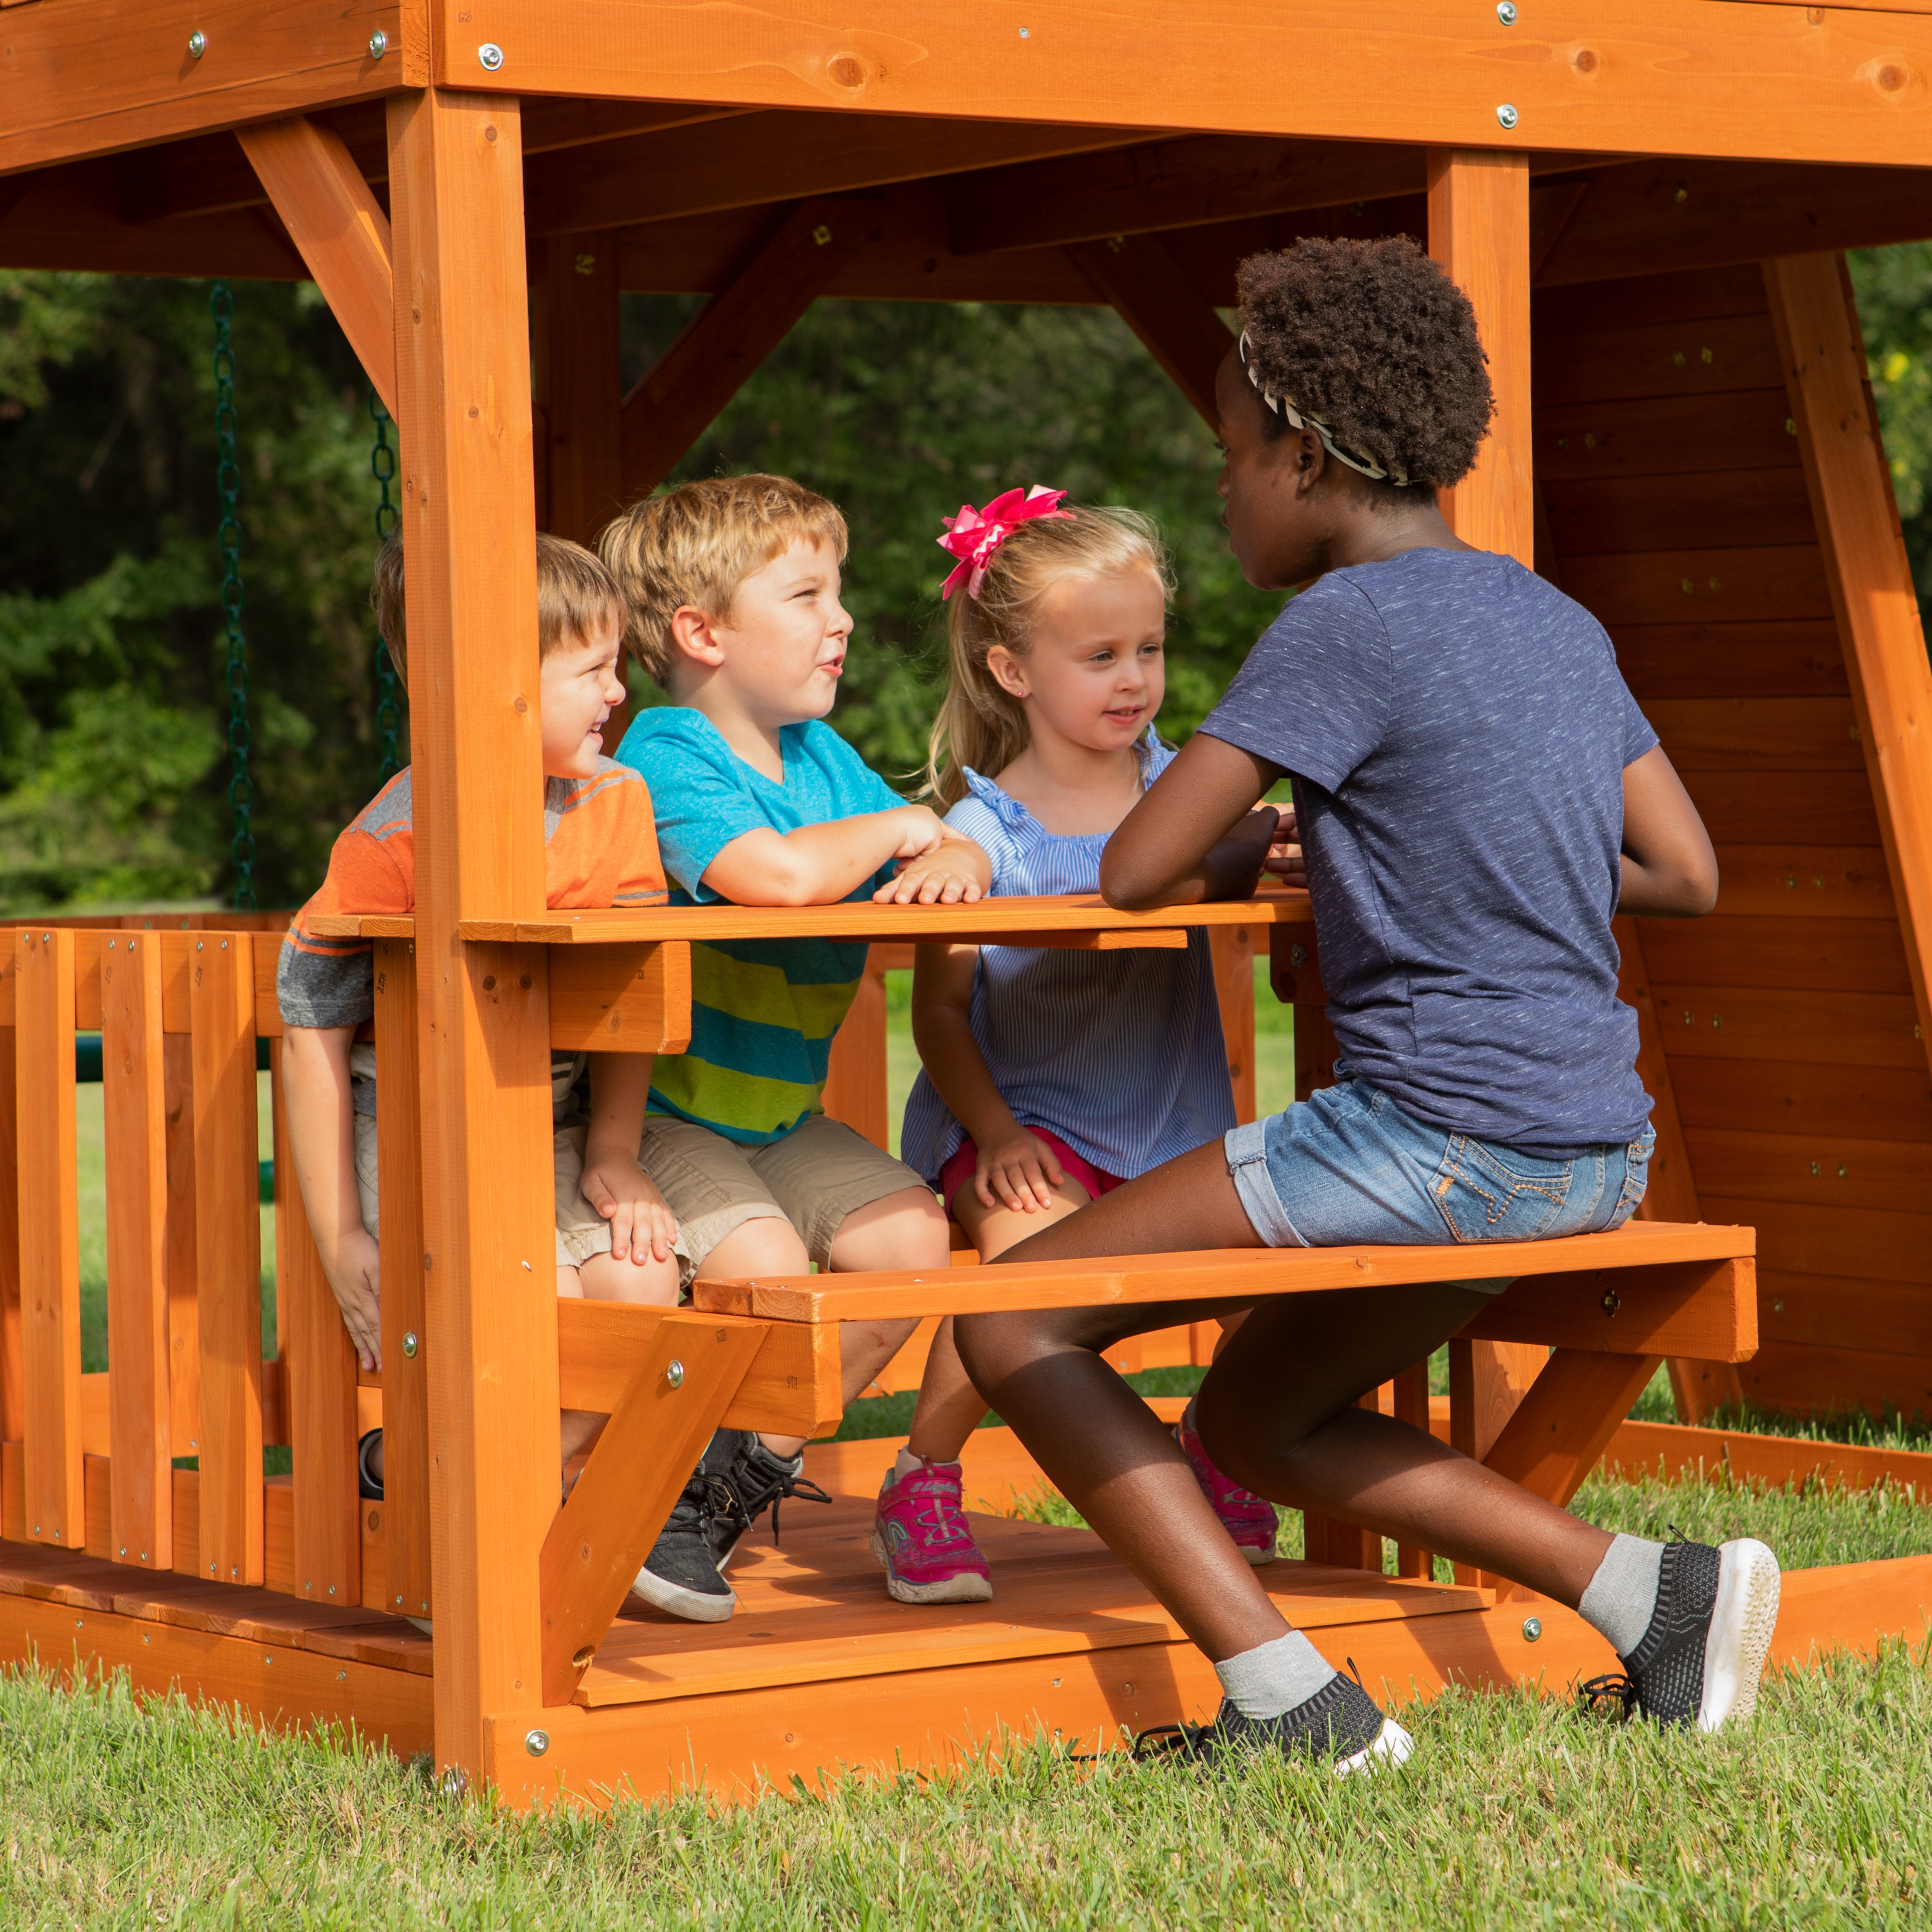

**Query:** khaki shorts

left=636, top=1113, right=926, bottom=1281
left=352, top=1114, right=625, bottom=1270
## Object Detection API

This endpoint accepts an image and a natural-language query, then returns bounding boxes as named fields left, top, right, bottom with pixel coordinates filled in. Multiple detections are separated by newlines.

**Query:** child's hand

left=886, top=804, right=948, bottom=861
left=319, top=1227, right=383, bottom=1372
left=1260, top=803, right=1305, bottom=889
left=975, top=1126, right=1067, bottom=1213
left=877, top=849, right=986, bottom=904
left=580, top=1150, right=680, bottom=1266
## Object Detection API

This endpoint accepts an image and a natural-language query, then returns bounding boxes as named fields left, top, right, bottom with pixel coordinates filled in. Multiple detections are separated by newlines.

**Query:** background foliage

left=1, top=251, right=1928, bottom=913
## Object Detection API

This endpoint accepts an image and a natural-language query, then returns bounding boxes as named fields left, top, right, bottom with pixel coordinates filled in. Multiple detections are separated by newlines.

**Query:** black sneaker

left=704, top=1434, right=832, bottom=1573
left=1581, top=1537, right=1781, bottom=1732
left=1134, top=1665, right=1412, bottom=1777
left=626, top=1431, right=740, bottom=1624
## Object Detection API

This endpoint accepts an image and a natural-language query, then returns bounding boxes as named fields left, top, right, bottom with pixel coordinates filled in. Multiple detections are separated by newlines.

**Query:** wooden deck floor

left=4, top=1414, right=1930, bottom=1805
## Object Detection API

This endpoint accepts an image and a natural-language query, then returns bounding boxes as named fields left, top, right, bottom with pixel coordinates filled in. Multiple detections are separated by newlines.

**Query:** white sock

left=892, top=1447, right=928, bottom=1482
left=1214, top=1629, right=1338, bottom=1720
left=1578, top=1533, right=1664, bottom=1657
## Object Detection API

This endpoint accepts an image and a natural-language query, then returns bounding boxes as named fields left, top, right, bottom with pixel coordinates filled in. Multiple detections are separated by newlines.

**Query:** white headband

left=1237, top=329, right=1409, bottom=488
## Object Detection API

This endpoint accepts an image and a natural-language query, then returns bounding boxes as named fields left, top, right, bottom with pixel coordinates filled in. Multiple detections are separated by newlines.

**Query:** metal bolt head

left=478, top=41, right=505, bottom=69
left=1522, top=1615, right=1543, bottom=1642
left=1497, top=1, right=1517, bottom=21
left=187, top=29, right=206, bottom=58
left=1496, top=103, right=1520, bottom=130
left=369, top=28, right=388, bottom=58
left=402, top=1330, right=419, bottom=1358
left=665, top=1359, right=685, bottom=1389
left=1290, top=943, right=1308, bottom=968
left=526, top=1728, right=550, bottom=1757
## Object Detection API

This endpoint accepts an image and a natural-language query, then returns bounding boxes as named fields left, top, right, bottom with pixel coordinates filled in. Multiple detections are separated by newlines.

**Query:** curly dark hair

left=1234, top=236, right=1494, bottom=491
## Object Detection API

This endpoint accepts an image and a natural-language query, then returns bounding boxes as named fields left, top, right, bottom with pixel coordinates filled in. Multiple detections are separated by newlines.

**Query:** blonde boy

left=279, top=534, right=681, bottom=1500
left=598, top=475, right=990, bottom=1622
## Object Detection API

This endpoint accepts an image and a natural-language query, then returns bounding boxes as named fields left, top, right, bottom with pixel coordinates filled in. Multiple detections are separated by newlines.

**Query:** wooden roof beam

left=523, top=111, right=1156, bottom=238
left=236, top=116, right=397, bottom=416
left=1068, top=234, right=1232, bottom=429
left=122, top=99, right=752, bottom=228
left=619, top=199, right=864, bottom=501
left=445, top=0, right=1932, bottom=172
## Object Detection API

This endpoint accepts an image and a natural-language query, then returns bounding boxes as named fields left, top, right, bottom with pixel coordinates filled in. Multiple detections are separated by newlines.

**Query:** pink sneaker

left=870, top=1458, right=994, bottom=1605
left=1176, top=1416, right=1279, bottom=1565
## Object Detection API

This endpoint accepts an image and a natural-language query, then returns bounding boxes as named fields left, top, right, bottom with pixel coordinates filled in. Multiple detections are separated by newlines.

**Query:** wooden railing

left=0, top=918, right=690, bottom=1624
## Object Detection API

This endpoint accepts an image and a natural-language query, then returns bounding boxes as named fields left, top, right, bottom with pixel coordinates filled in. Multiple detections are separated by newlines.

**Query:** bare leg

left=902, top=1181, right=1094, bottom=1463
left=826, top=1184, right=946, bottom=1437
left=560, top=1246, right=684, bottom=1468
left=953, top=1140, right=1614, bottom=1662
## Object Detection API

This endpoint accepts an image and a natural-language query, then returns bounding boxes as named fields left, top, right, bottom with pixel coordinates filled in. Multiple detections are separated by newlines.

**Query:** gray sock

left=1578, top=1533, right=1664, bottom=1657
left=1214, top=1629, right=1338, bottom=1721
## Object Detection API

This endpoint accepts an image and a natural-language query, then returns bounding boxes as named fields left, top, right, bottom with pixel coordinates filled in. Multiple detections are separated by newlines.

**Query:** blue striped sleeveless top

left=899, top=741, right=1235, bottom=1186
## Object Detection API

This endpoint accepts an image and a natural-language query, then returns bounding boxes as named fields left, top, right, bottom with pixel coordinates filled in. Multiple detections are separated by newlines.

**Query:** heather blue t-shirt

left=1199, top=547, right=1656, bottom=1157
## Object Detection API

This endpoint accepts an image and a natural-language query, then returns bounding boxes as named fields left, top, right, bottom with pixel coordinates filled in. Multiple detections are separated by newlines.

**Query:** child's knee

left=578, top=1247, right=681, bottom=1306
left=702, top=1214, right=810, bottom=1278
left=829, top=1184, right=950, bottom=1270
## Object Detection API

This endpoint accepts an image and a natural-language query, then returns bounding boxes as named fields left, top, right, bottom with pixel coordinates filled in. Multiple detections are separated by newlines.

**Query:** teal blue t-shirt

left=615, top=709, right=903, bottom=1144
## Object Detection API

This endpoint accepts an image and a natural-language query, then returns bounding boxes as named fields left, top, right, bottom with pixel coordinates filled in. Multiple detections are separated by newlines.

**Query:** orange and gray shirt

left=278, top=759, right=666, bottom=1115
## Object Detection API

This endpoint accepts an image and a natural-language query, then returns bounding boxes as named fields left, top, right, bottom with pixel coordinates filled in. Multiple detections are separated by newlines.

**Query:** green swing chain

left=210, top=280, right=256, bottom=911
left=370, top=388, right=404, bottom=779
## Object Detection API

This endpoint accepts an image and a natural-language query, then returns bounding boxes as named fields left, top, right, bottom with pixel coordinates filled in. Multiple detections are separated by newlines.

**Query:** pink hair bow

left=936, top=485, right=1075, bottom=600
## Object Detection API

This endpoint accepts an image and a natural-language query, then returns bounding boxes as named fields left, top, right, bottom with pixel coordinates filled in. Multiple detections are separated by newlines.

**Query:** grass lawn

left=12, top=972, right=1925, bottom=1925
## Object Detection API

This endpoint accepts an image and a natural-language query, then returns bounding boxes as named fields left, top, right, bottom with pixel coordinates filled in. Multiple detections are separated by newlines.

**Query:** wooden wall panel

left=1542, top=470, right=1816, bottom=558
left=1669, top=1056, right=1932, bottom=1145
left=1535, top=390, right=1800, bottom=484
left=1704, top=846, right=1894, bottom=922
left=1650, top=987, right=1921, bottom=1070
left=1637, top=915, right=1913, bottom=996
left=1611, top=622, right=1847, bottom=699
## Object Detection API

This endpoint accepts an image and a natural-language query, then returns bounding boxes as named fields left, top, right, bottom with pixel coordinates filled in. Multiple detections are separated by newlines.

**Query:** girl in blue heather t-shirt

left=952, top=236, right=1780, bottom=1771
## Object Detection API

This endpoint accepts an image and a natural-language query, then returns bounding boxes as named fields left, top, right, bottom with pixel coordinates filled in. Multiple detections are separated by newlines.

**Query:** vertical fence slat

left=1206, top=925, right=1256, bottom=1126
left=18, top=929, right=82, bottom=1548
left=163, top=1032, right=201, bottom=1457
left=275, top=1035, right=360, bottom=1606
left=102, top=933, right=174, bottom=1571
left=0, top=958, right=21, bottom=1446
left=190, top=932, right=264, bottom=1584
left=375, top=937, right=433, bottom=1622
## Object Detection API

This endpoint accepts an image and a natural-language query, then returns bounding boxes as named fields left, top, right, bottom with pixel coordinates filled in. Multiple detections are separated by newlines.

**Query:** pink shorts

left=938, top=1127, right=1127, bottom=1213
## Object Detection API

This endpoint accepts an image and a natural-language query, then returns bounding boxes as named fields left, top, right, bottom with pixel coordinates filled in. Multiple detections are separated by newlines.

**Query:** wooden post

left=1426, top=149, right=1533, bottom=567
left=190, top=932, right=264, bottom=1586
left=162, top=1032, right=200, bottom=1456
left=388, top=86, right=558, bottom=1788
left=1428, top=149, right=1541, bottom=1483
left=534, top=230, right=624, bottom=546
left=274, top=1035, right=359, bottom=1607
left=17, top=929, right=82, bottom=1549
left=101, top=933, right=173, bottom=1571
left=1763, top=252, right=1932, bottom=1081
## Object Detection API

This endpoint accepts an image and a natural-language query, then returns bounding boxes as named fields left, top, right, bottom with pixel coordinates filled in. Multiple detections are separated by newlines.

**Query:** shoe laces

left=899, top=1463, right=974, bottom=1549
left=1578, top=1672, right=1637, bottom=1722
left=712, top=1461, right=831, bottom=1548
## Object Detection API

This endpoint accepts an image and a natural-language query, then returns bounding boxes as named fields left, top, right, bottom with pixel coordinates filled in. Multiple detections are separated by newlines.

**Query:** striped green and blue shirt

left=616, top=708, right=902, bottom=1145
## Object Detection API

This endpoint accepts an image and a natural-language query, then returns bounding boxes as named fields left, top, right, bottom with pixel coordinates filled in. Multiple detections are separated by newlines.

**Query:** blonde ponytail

left=924, top=504, right=1172, bottom=807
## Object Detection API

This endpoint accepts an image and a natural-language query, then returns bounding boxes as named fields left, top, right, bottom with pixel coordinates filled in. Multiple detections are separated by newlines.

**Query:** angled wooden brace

left=236, top=116, right=397, bottom=418
left=1068, top=233, right=1233, bottom=429
left=537, top=1312, right=767, bottom=1706
left=620, top=198, right=863, bottom=501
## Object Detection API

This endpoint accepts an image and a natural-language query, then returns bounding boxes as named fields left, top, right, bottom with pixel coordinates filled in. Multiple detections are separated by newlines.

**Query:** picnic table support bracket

left=537, top=1314, right=766, bottom=1707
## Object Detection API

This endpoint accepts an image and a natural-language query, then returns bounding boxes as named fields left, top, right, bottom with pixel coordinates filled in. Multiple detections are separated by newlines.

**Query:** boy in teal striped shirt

left=604, top=475, right=991, bottom=1624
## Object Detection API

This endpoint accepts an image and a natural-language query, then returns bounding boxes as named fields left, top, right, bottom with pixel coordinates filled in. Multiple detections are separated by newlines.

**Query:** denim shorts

left=1225, top=1076, right=1654, bottom=1291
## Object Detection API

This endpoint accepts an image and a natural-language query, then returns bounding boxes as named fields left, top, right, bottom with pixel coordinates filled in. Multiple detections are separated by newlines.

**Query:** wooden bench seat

left=535, top=1220, right=1755, bottom=1706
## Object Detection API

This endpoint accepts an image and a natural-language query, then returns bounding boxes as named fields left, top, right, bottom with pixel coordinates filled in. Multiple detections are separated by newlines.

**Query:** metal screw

left=573, top=252, right=597, bottom=276
left=1522, top=1616, right=1543, bottom=1642
left=811, top=224, right=833, bottom=247
left=1600, top=1288, right=1620, bottom=1317
left=187, top=29, right=206, bottom=58
left=1496, top=103, right=1520, bottom=129
left=1018, top=25, right=1030, bottom=36
left=403, top=1331, right=419, bottom=1358
left=665, top=1359, right=685, bottom=1389
left=526, top=1729, right=550, bottom=1757
left=120, top=1546, right=126, bottom=1557
left=478, top=41, right=505, bottom=69
left=1290, top=944, right=1308, bottom=967
left=369, top=28, right=387, bottom=59
left=1497, top=1, right=1517, bottom=21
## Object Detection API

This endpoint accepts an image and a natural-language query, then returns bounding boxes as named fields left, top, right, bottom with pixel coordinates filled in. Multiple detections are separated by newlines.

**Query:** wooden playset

left=3, top=0, right=1931, bottom=1806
